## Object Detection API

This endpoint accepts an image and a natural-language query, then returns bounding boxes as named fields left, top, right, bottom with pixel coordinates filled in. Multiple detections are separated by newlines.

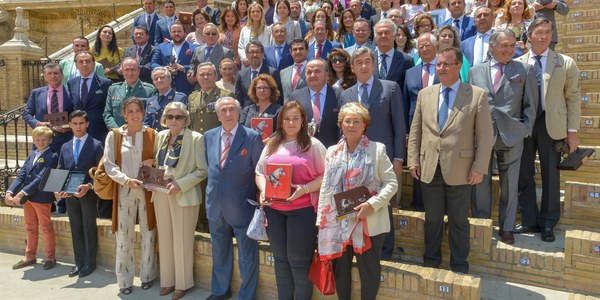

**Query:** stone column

left=0, top=7, right=44, bottom=111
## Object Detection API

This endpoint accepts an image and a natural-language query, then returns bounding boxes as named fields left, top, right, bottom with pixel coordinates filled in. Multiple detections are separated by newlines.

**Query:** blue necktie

left=360, top=83, right=369, bottom=108
left=251, top=70, right=258, bottom=81
left=534, top=55, right=543, bottom=113
left=205, top=46, right=213, bottom=62
left=439, top=87, right=451, bottom=129
left=276, top=46, right=283, bottom=67
left=74, top=139, right=81, bottom=163
left=453, top=19, right=461, bottom=36
left=379, top=53, right=388, bottom=79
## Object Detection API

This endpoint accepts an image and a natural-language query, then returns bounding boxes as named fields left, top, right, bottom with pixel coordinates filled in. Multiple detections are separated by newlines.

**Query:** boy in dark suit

left=5, top=126, right=59, bottom=270
left=56, top=110, right=104, bottom=278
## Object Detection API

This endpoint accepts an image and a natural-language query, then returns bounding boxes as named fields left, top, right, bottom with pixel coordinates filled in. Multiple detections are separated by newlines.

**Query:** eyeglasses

left=436, top=62, right=459, bottom=68
left=204, top=32, right=218, bottom=36
left=330, top=57, right=346, bottom=64
left=420, top=24, right=432, bottom=29
left=165, top=114, right=186, bottom=120
left=255, top=86, right=271, bottom=91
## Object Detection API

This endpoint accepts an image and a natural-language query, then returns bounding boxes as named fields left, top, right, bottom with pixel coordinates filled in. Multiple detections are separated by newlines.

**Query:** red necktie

left=292, top=64, right=302, bottom=91
left=312, top=91, right=321, bottom=124
left=220, top=131, right=232, bottom=169
left=316, top=44, right=323, bottom=59
left=493, top=62, right=505, bottom=93
left=136, top=46, right=142, bottom=60
left=422, top=63, right=430, bottom=88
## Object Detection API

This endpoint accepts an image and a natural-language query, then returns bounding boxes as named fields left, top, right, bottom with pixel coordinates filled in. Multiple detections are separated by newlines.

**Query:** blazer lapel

left=225, top=127, right=246, bottom=168
left=483, top=62, right=494, bottom=94
left=544, top=50, right=557, bottom=99
left=497, top=61, right=516, bottom=93
left=367, top=79, right=382, bottom=110
left=40, top=87, right=49, bottom=114
left=321, top=85, right=336, bottom=121
left=444, top=84, right=469, bottom=131
left=178, top=43, right=189, bottom=63
left=72, top=77, right=82, bottom=107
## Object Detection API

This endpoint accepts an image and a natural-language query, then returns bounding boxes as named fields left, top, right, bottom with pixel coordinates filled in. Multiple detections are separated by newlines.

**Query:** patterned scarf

left=158, top=130, right=184, bottom=168
left=317, top=135, right=380, bottom=260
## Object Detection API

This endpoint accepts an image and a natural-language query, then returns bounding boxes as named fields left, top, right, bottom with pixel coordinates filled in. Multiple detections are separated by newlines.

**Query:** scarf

left=158, top=130, right=184, bottom=168
left=317, top=135, right=380, bottom=260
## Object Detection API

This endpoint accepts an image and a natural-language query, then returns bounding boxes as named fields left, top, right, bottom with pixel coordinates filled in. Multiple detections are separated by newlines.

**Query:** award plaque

left=43, top=111, right=69, bottom=128
left=251, top=118, right=273, bottom=141
left=333, top=186, right=372, bottom=219
left=39, top=169, right=87, bottom=195
left=63, top=172, right=87, bottom=194
left=265, top=163, right=293, bottom=201
left=137, top=165, right=172, bottom=193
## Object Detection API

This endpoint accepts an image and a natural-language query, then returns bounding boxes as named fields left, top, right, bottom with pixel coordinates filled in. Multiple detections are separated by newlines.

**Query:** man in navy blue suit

left=22, top=62, right=74, bottom=154
left=151, top=21, right=198, bottom=95
left=56, top=110, right=104, bottom=278
left=203, top=97, right=263, bottom=300
left=68, top=51, right=112, bottom=144
left=132, top=0, right=161, bottom=45
left=373, top=19, right=415, bottom=93
left=441, top=0, right=476, bottom=41
left=264, top=22, right=293, bottom=71
left=402, top=33, right=440, bottom=212
left=307, top=21, right=343, bottom=60
left=154, top=0, right=177, bottom=44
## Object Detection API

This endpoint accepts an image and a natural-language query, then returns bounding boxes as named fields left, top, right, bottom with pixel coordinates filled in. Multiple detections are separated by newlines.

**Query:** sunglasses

left=330, top=57, right=346, bottom=64
left=165, top=114, right=186, bottom=120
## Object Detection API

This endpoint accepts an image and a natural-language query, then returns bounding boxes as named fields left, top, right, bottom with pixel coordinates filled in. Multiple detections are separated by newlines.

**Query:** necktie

left=360, top=83, right=369, bottom=107
left=205, top=46, right=213, bottom=62
left=475, top=34, right=488, bottom=65
left=453, top=19, right=461, bottom=36
left=220, top=131, right=232, bottom=169
left=146, top=14, right=152, bottom=28
left=493, top=62, right=505, bottom=93
left=439, top=87, right=451, bottom=129
left=292, top=63, right=302, bottom=90
left=316, top=43, right=323, bottom=58
left=74, top=139, right=81, bottom=163
left=126, top=85, right=132, bottom=96
left=312, top=91, right=322, bottom=124
left=276, top=46, right=283, bottom=67
left=379, top=53, right=388, bottom=79
left=383, top=12, right=387, bottom=19
left=81, top=78, right=89, bottom=107
left=422, top=63, right=430, bottom=88
left=534, top=55, right=544, bottom=111
left=251, top=70, right=258, bottom=81
left=136, top=46, right=142, bottom=60
left=50, top=89, right=59, bottom=113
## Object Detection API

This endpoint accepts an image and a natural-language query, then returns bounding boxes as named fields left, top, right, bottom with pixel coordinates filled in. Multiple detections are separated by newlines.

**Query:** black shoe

left=205, top=289, right=232, bottom=300
left=69, top=266, right=81, bottom=277
left=79, top=265, right=95, bottom=278
left=541, top=227, right=555, bottom=242
left=514, top=224, right=541, bottom=234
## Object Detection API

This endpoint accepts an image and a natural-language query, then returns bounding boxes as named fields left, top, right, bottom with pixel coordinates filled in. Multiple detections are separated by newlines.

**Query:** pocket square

left=95, top=90, right=104, bottom=94
left=240, top=149, right=248, bottom=156
left=509, top=74, right=525, bottom=84
left=332, top=108, right=340, bottom=113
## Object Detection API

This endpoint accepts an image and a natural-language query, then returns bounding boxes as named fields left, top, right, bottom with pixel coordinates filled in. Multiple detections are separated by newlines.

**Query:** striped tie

left=220, top=131, right=232, bottom=169
left=50, top=89, right=59, bottom=113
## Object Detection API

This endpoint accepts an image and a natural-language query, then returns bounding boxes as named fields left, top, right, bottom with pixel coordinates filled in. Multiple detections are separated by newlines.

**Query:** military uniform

left=143, top=89, right=188, bottom=131
left=103, top=80, right=157, bottom=129
left=188, top=87, right=234, bottom=134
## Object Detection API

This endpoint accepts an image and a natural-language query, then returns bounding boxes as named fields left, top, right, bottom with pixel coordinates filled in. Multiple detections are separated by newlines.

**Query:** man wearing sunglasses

left=189, top=23, right=233, bottom=81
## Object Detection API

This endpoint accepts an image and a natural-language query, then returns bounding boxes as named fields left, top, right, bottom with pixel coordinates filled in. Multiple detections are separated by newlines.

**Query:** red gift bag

left=308, top=251, right=336, bottom=295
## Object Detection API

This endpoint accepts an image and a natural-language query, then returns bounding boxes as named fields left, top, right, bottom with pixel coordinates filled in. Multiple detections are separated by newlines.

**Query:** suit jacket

left=59, top=59, right=105, bottom=85
left=68, top=74, right=113, bottom=143
left=235, top=64, right=282, bottom=107
left=468, top=60, right=537, bottom=147
left=344, top=41, right=374, bottom=57
left=307, top=40, right=343, bottom=60
left=407, top=83, right=494, bottom=185
left=22, top=85, right=74, bottom=153
left=516, top=49, right=581, bottom=140
left=264, top=44, right=294, bottom=71
left=360, top=2, right=377, bottom=19
left=204, top=125, right=264, bottom=226
left=403, top=63, right=440, bottom=131
left=58, top=136, right=104, bottom=186
left=190, top=44, right=234, bottom=78
left=280, top=63, right=307, bottom=101
left=104, top=80, right=157, bottom=129
left=373, top=49, right=415, bottom=90
left=461, top=32, right=524, bottom=67
left=154, top=16, right=176, bottom=45
left=153, top=128, right=208, bottom=206
left=441, top=16, right=477, bottom=41
left=122, top=44, right=157, bottom=84
left=340, top=78, right=407, bottom=160
left=290, top=85, right=341, bottom=147
left=151, top=41, right=198, bottom=95
left=144, top=89, right=188, bottom=131
left=132, top=13, right=161, bottom=46
left=298, top=19, right=309, bottom=37
left=7, top=149, right=58, bottom=204
left=534, top=0, right=569, bottom=43
left=203, top=5, right=222, bottom=25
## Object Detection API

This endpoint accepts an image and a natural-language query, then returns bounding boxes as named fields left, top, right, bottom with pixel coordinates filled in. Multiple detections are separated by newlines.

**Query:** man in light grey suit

left=468, top=29, right=538, bottom=245
left=339, top=47, right=406, bottom=260
left=189, top=23, right=233, bottom=80
left=343, top=18, right=373, bottom=56
left=280, top=38, right=308, bottom=101
left=531, top=0, right=568, bottom=50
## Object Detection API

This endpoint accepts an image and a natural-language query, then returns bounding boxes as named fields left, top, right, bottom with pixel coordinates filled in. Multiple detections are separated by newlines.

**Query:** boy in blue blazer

left=5, top=126, right=59, bottom=270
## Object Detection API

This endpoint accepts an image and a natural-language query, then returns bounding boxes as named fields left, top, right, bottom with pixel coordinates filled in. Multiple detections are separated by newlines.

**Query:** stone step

left=0, top=207, right=481, bottom=300
left=392, top=210, right=600, bottom=295
left=571, top=52, right=600, bottom=69
left=564, top=8, right=600, bottom=23
left=580, top=94, right=600, bottom=115
left=560, top=35, right=600, bottom=53
left=561, top=181, right=600, bottom=231
left=566, top=0, right=600, bottom=10
left=562, top=21, right=600, bottom=36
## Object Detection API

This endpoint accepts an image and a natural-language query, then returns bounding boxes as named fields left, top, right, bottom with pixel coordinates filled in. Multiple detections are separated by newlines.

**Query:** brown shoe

left=12, top=259, right=36, bottom=270
left=172, top=289, right=187, bottom=300
left=160, top=286, right=175, bottom=296
left=43, top=259, right=56, bottom=270
left=501, top=231, right=515, bottom=245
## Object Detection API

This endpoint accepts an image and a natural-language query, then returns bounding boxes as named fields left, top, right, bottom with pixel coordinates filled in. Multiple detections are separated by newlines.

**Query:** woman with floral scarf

left=316, top=102, right=398, bottom=300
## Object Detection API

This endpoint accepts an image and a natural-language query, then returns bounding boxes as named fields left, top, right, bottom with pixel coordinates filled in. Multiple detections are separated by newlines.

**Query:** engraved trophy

left=189, top=57, right=200, bottom=78
left=307, top=118, right=318, bottom=137
left=169, top=55, right=178, bottom=75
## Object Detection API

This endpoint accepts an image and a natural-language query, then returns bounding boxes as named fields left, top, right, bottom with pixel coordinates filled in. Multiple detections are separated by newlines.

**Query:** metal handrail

left=0, top=104, right=29, bottom=198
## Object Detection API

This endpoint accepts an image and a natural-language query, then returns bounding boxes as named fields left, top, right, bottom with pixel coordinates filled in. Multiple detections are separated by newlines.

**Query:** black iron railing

left=0, top=105, right=29, bottom=198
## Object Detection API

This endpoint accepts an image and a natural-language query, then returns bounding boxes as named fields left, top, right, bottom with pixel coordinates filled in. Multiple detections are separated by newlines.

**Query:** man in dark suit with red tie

left=22, top=62, right=74, bottom=154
